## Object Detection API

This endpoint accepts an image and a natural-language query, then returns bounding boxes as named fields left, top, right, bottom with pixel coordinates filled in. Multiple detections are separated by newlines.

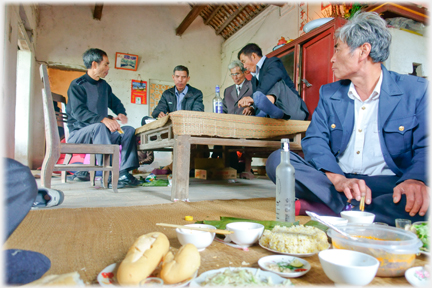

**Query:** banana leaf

left=304, top=220, right=328, bottom=233
left=195, top=216, right=300, bottom=233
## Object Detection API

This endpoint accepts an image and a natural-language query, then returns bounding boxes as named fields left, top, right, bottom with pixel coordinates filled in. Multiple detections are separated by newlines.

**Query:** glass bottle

left=212, top=85, right=223, bottom=113
left=276, top=138, right=296, bottom=223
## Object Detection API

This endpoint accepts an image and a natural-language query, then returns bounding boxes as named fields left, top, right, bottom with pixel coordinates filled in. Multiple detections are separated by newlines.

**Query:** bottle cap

left=215, top=85, right=220, bottom=93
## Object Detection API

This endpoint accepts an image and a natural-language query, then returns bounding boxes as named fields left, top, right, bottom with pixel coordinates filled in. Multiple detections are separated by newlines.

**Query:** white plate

left=405, top=266, right=430, bottom=287
left=259, top=242, right=317, bottom=257
left=97, top=263, right=198, bottom=287
left=189, top=267, right=291, bottom=287
left=258, top=255, right=311, bottom=278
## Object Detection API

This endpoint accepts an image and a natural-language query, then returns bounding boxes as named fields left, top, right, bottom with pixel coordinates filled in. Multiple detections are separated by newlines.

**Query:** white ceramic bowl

left=340, top=211, right=375, bottom=224
left=318, top=249, right=379, bottom=286
left=320, top=216, right=348, bottom=226
left=225, top=222, right=264, bottom=246
left=176, top=224, right=216, bottom=251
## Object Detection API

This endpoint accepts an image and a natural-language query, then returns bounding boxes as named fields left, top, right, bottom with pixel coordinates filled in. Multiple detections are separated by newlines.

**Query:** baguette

left=160, top=243, right=201, bottom=284
left=116, top=232, right=169, bottom=286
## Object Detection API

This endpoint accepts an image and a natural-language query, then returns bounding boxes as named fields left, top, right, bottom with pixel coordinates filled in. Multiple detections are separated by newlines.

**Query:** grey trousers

left=265, top=149, right=427, bottom=225
left=68, top=123, right=139, bottom=172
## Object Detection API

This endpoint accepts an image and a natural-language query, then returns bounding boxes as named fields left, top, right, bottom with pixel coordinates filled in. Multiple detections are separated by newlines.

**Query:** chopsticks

left=156, top=223, right=234, bottom=235
left=359, top=196, right=365, bottom=211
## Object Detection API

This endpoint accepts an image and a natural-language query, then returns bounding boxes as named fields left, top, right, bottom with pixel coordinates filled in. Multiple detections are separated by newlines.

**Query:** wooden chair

left=39, top=64, right=120, bottom=192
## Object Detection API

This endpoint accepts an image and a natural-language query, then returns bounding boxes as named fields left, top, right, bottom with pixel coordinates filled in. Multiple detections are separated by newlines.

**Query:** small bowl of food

left=225, top=222, right=264, bottom=246
left=328, top=224, right=422, bottom=277
left=340, top=211, right=375, bottom=224
left=319, top=249, right=379, bottom=286
left=176, top=224, right=216, bottom=251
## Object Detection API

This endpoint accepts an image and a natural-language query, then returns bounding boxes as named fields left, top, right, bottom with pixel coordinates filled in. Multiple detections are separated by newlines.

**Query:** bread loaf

left=160, top=243, right=200, bottom=284
left=116, top=232, right=169, bottom=286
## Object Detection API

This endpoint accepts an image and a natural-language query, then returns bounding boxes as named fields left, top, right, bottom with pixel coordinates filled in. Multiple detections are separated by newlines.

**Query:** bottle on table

left=212, top=85, right=223, bottom=113
left=276, top=138, right=296, bottom=223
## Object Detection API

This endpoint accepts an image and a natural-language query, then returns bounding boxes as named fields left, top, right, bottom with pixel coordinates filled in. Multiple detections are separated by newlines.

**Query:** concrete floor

left=34, top=172, right=276, bottom=209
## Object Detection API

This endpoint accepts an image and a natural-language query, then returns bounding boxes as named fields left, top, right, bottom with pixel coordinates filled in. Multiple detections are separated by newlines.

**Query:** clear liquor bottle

left=276, top=138, right=296, bottom=223
left=212, top=85, right=223, bottom=113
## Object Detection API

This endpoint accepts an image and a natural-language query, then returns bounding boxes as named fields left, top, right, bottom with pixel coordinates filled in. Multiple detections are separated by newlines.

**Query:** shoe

left=69, top=171, right=90, bottom=181
left=108, top=173, right=143, bottom=188
left=31, top=188, right=64, bottom=209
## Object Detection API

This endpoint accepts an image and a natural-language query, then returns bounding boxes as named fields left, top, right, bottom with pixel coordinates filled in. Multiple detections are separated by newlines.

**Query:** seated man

left=266, top=11, right=429, bottom=225
left=223, top=60, right=254, bottom=115
left=151, top=65, right=204, bottom=118
left=212, top=60, right=253, bottom=171
left=66, top=48, right=142, bottom=189
left=145, top=65, right=208, bottom=173
left=238, top=43, right=309, bottom=120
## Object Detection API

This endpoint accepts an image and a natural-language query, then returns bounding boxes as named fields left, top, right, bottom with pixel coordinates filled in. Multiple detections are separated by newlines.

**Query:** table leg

left=171, top=135, right=191, bottom=201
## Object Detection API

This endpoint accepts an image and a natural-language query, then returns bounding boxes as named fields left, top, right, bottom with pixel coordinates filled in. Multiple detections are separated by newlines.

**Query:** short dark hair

left=173, top=65, right=189, bottom=77
left=238, top=43, right=263, bottom=59
left=83, top=48, right=107, bottom=69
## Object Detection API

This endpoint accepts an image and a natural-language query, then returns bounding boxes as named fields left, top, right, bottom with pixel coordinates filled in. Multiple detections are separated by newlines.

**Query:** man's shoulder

left=187, top=85, right=203, bottom=95
left=71, top=74, right=88, bottom=86
left=387, top=69, right=428, bottom=85
left=162, top=86, right=175, bottom=94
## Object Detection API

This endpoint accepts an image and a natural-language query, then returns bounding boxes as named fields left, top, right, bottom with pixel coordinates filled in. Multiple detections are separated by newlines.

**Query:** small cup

left=139, top=277, right=164, bottom=286
left=395, top=219, right=412, bottom=230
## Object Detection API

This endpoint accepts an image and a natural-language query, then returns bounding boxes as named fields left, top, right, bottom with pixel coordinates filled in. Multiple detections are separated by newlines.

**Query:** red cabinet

left=267, top=17, right=347, bottom=119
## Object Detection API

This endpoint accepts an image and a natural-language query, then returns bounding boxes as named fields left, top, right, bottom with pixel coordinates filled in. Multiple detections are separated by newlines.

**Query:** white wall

left=385, top=28, right=429, bottom=76
left=32, top=3, right=223, bottom=168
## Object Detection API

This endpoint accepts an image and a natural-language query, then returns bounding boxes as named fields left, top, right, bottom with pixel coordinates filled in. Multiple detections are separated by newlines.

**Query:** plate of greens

left=410, top=221, right=429, bottom=255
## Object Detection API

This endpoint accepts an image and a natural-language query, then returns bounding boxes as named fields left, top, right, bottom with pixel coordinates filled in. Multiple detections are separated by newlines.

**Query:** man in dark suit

left=222, top=60, right=253, bottom=115
left=237, top=43, right=309, bottom=120
left=266, top=12, right=428, bottom=225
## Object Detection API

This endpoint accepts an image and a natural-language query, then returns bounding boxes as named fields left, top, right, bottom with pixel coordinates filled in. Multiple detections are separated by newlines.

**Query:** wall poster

left=131, top=80, right=147, bottom=104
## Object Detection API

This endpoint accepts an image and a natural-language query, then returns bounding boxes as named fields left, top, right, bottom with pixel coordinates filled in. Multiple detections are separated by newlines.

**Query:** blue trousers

left=68, top=123, right=139, bottom=172
left=265, top=150, right=427, bottom=225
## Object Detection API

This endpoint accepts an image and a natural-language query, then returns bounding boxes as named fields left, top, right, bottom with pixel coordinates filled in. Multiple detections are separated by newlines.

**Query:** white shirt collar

left=251, top=56, right=266, bottom=78
left=236, top=79, right=246, bottom=90
left=348, top=71, right=383, bottom=102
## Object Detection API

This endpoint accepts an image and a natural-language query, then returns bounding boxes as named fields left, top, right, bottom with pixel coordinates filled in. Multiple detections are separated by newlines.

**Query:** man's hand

left=325, top=172, right=372, bottom=204
left=158, top=112, right=167, bottom=118
left=238, top=96, right=254, bottom=108
left=114, top=113, right=128, bottom=124
left=393, top=179, right=429, bottom=217
left=242, top=106, right=254, bottom=116
left=101, top=117, right=121, bottom=132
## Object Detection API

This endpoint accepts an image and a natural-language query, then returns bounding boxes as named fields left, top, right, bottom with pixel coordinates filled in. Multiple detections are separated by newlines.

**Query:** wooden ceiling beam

left=205, top=5, right=223, bottom=25
left=176, top=5, right=207, bottom=36
left=93, top=3, right=103, bottom=20
left=216, top=5, right=247, bottom=35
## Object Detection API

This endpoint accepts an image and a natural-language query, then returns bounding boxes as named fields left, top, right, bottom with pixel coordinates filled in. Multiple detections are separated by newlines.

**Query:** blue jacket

left=302, top=65, right=428, bottom=185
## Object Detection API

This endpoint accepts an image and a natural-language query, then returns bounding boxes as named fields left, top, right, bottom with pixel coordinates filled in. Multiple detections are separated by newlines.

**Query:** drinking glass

left=395, top=219, right=411, bottom=230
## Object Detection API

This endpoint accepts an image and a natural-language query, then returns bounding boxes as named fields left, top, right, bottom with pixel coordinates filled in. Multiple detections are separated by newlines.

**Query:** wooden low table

left=136, top=111, right=310, bottom=201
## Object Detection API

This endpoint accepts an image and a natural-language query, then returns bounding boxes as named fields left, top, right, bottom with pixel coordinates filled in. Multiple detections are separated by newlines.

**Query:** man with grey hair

left=67, top=48, right=142, bottom=188
left=223, top=60, right=253, bottom=115
left=266, top=12, right=428, bottom=225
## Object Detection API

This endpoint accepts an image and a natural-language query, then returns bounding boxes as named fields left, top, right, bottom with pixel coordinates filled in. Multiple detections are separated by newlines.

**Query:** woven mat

left=135, top=111, right=310, bottom=139
left=5, top=198, right=426, bottom=286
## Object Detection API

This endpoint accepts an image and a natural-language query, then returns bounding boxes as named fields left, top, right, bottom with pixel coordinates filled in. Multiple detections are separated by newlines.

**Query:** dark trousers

left=68, top=123, right=139, bottom=172
left=265, top=149, right=427, bottom=225
left=4, top=158, right=38, bottom=241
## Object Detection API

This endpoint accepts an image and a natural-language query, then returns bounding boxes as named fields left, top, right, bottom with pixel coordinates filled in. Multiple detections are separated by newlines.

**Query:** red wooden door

left=301, top=27, right=335, bottom=119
